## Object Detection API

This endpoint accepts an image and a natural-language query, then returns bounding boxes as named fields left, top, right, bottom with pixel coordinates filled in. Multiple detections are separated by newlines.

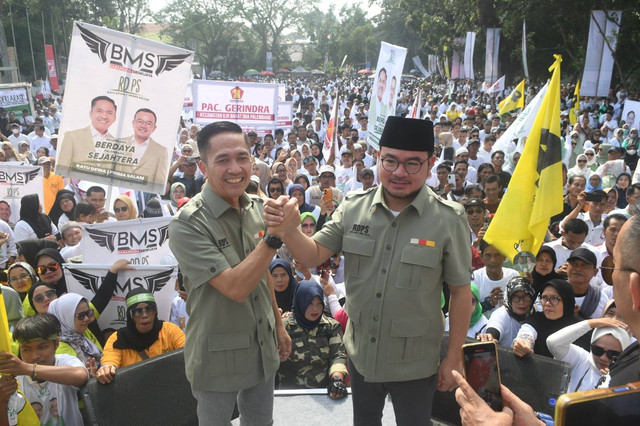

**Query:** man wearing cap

left=306, top=165, right=343, bottom=208
left=265, top=116, right=473, bottom=425
left=302, top=156, right=319, bottom=183
left=465, top=198, right=486, bottom=245
left=359, top=168, right=376, bottom=191
left=39, top=156, right=64, bottom=214
left=567, top=248, right=610, bottom=319
left=466, top=138, right=484, bottom=169
left=354, top=142, right=374, bottom=168
left=8, top=123, right=30, bottom=150
left=560, top=190, right=608, bottom=245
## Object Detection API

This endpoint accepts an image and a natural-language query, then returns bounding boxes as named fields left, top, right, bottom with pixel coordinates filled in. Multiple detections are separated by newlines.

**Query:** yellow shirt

left=100, top=322, right=185, bottom=369
left=43, top=172, right=64, bottom=214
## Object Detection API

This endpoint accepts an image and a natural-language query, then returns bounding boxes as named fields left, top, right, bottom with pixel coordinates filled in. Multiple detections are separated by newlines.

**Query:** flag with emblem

left=569, top=79, right=581, bottom=125
left=484, top=55, right=564, bottom=260
left=498, top=79, right=525, bottom=116
left=409, top=88, right=422, bottom=119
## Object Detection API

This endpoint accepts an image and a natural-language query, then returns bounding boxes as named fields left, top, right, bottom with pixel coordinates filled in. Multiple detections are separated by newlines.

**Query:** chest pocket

left=343, top=235, right=374, bottom=278
left=396, top=246, right=439, bottom=290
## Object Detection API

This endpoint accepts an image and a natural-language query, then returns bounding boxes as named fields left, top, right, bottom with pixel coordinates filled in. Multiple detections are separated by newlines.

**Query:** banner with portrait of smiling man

left=368, top=41, right=408, bottom=150
left=55, top=22, right=194, bottom=194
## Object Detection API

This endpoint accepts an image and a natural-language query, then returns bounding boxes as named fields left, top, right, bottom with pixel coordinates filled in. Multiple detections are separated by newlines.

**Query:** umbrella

left=276, top=68, right=290, bottom=73
left=357, top=68, right=371, bottom=74
left=259, top=70, right=274, bottom=76
left=291, top=66, right=309, bottom=73
left=244, top=69, right=259, bottom=76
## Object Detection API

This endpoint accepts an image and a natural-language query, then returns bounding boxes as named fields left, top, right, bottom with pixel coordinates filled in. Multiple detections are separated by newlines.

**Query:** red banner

left=45, top=44, right=59, bottom=91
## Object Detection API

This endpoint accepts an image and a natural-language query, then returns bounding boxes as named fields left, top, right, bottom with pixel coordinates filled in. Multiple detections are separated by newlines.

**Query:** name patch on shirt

left=217, top=238, right=231, bottom=249
left=350, top=224, right=370, bottom=235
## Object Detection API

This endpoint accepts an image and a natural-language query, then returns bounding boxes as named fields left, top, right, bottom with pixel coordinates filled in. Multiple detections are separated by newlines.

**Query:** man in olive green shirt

left=169, top=121, right=291, bottom=425
left=265, top=116, right=473, bottom=425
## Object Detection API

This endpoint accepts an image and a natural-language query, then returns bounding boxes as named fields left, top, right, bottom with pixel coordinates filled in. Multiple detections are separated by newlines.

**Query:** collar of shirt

left=202, top=183, right=255, bottom=219
left=90, top=125, right=109, bottom=141
left=370, top=183, right=429, bottom=216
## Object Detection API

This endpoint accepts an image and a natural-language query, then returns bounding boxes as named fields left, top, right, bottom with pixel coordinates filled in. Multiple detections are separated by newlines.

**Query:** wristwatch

left=263, top=234, right=283, bottom=249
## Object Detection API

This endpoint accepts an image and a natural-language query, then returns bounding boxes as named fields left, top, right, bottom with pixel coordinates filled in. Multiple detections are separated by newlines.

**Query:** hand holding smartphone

left=461, top=341, right=503, bottom=411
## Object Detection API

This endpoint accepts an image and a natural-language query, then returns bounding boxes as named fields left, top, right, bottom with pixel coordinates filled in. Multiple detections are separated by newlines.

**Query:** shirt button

left=392, top=222, right=397, bottom=228
left=254, top=295, right=259, bottom=301
left=381, top=269, right=386, bottom=274
left=373, top=315, right=379, bottom=321
left=370, top=337, right=376, bottom=343
left=376, top=293, right=382, bottom=298
left=258, top=319, right=263, bottom=324
left=260, top=341, right=264, bottom=346
left=386, top=244, right=391, bottom=251
left=210, top=267, right=216, bottom=273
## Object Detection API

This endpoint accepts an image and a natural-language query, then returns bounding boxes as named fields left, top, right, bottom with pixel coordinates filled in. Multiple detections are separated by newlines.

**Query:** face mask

left=623, top=129, right=629, bottom=136
left=12, top=129, right=19, bottom=134
left=627, top=150, right=637, bottom=156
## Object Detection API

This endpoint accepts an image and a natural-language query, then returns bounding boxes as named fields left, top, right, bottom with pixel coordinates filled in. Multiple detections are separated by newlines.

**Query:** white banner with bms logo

left=64, top=264, right=177, bottom=330
left=193, top=80, right=279, bottom=130
left=55, top=21, right=194, bottom=194
left=80, top=216, right=173, bottom=265
left=0, top=164, right=43, bottom=226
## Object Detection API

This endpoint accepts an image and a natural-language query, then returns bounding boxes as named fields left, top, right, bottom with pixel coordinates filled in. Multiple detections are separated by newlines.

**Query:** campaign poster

left=64, top=264, right=177, bottom=330
left=55, top=22, right=194, bottom=194
left=0, top=85, right=33, bottom=115
left=0, top=164, right=43, bottom=227
left=276, top=101, right=293, bottom=128
left=368, top=42, right=408, bottom=150
left=622, top=100, right=640, bottom=129
left=193, top=80, right=278, bottom=131
left=80, top=216, right=174, bottom=265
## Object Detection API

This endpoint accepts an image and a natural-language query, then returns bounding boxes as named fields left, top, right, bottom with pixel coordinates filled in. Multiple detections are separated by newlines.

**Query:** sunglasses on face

left=37, top=262, right=60, bottom=275
left=114, top=206, right=128, bottom=214
left=466, top=208, right=484, bottom=215
left=33, top=289, right=56, bottom=304
left=590, top=344, right=620, bottom=360
left=75, top=309, right=95, bottom=321
left=586, top=153, right=594, bottom=156
left=131, top=305, right=156, bottom=318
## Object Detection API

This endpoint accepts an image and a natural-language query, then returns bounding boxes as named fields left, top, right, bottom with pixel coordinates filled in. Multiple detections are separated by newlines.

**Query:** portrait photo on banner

left=55, top=22, right=193, bottom=194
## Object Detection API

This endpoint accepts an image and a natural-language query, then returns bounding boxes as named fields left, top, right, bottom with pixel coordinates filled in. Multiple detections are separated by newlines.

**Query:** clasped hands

left=264, top=196, right=301, bottom=237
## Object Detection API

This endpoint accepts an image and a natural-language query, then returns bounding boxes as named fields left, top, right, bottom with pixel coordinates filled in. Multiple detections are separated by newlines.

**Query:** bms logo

left=0, top=168, right=40, bottom=185
left=68, top=268, right=173, bottom=295
left=77, top=23, right=190, bottom=76
left=85, top=225, right=169, bottom=254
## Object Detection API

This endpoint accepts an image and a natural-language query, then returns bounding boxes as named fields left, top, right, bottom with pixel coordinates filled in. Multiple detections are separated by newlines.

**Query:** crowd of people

left=0, top=74, right=638, bottom=425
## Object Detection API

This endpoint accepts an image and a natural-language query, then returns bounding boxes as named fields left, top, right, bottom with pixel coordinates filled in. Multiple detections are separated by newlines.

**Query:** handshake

left=264, top=196, right=302, bottom=238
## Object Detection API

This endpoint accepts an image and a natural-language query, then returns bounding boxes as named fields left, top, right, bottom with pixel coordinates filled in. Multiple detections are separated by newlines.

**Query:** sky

left=148, top=0, right=381, bottom=18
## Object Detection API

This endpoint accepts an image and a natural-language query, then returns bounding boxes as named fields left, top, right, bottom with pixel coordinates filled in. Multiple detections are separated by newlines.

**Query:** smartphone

left=322, top=188, right=333, bottom=204
left=461, top=341, right=503, bottom=411
left=186, top=156, right=200, bottom=164
left=448, top=172, right=457, bottom=186
left=555, top=381, right=640, bottom=426
left=585, top=192, right=603, bottom=202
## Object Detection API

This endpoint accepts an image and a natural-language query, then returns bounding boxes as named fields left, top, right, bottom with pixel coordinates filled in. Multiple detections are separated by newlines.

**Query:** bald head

left=617, top=214, right=640, bottom=272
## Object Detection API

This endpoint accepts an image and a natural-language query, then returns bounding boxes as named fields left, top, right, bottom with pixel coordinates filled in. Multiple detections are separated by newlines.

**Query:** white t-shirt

left=574, top=288, right=610, bottom=319
left=13, top=220, right=58, bottom=242
left=473, top=267, right=520, bottom=305
left=445, top=314, right=489, bottom=339
left=170, top=293, right=189, bottom=331
left=543, top=239, right=603, bottom=268
left=17, top=354, right=87, bottom=426
left=486, top=306, right=524, bottom=347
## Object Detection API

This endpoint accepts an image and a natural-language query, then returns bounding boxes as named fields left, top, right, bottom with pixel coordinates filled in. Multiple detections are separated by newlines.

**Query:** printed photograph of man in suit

left=115, top=108, right=169, bottom=193
left=56, top=95, right=117, bottom=175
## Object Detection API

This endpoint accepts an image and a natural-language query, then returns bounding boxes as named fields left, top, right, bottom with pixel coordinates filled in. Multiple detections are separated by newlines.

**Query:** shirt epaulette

left=175, top=196, right=203, bottom=221
left=430, top=187, right=465, bottom=216
left=344, top=186, right=376, bottom=200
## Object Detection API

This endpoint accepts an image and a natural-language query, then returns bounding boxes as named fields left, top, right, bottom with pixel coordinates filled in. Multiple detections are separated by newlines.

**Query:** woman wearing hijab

left=613, top=172, right=631, bottom=208
left=277, top=280, right=348, bottom=398
left=548, top=317, right=630, bottom=392
left=266, top=176, right=285, bottom=199
left=6, top=262, right=37, bottom=301
left=478, top=278, right=536, bottom=347
left=48, top=189, right=77, bottom=228
left=96, top=288, right=185, bottom=384
left=445, top=283, right=488, bottom=339
left=586, top=173, right=604, bottom=192
left=604, top=187, right=619, bottom=214
left=165, top=183, right=186, bottom=216
left=252, top=159, right=271, bottom=194
left=513, top=279, right=578, bottom=358
left=567, top=154, right=593, bottom=180
left=48, top=293, right=103, bottom=366
left=584, top=148, right=599, bottom=172
left=311, top=142, right=325, bottom=166
left=113, top=194, right=138, bottom=221
left=13, top=194, right=58, bottom=242
left=269, top=259, right=298, bottom=313
left=18, top=141, right=36, bottom=165
left=531, top=246, right=564, bottom=295
left=623, top=128, right=639, bottom=170
left=288, top=184, right=320, bottom=219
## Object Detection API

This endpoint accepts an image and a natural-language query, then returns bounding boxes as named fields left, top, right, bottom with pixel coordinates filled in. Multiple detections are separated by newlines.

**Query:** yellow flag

left=498, top=79, right=525, bottom=115
left=0, top=290, right=12, bottom=353
left=484, top=56, right=564, bottom=260
left=569, top=79, right=581, bottom=125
